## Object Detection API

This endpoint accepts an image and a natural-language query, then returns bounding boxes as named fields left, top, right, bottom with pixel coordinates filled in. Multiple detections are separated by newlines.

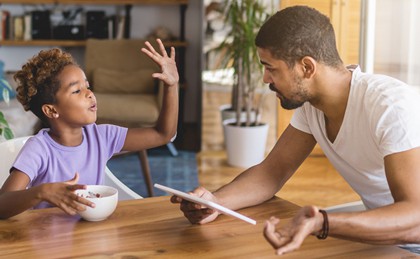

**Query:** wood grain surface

left=0, top=196, right=413, bottom=258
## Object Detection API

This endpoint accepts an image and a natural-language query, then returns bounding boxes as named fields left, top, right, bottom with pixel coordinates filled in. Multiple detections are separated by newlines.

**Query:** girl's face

left=53, top=65, right=97, bottom=127
left=257, top=47, right=311, bottom=110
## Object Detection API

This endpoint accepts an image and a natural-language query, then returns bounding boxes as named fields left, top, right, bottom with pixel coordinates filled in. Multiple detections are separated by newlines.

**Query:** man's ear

left=300, top=56, right=316, bottom=78
left=42, top=104, right=59, bottom=119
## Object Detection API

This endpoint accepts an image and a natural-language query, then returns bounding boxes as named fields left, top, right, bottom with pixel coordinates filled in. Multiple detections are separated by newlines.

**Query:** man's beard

left=279, top=95, right=305, bottom=110
left=269, top=82, right=307, bottom=110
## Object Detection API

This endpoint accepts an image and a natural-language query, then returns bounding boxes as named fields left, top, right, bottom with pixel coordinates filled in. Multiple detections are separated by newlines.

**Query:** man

left=172, top=6, right=420, bottom=255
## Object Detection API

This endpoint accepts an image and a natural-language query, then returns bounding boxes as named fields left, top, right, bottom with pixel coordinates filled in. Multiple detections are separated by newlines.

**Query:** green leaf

left=3, top=127, right=14, bottom=140
left=0, top=111, right=14, bottom=139
left=2, top=88, right=10, bottom=103
left=1, top=78, right=12, bottom=104
left=0, top=78, right=13, bottom=91
left=0, top=111, right=8, bottom=125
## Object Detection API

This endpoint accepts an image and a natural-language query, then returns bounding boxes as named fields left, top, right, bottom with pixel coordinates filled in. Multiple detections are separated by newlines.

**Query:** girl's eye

left=72, top=89, right=81, bottom=94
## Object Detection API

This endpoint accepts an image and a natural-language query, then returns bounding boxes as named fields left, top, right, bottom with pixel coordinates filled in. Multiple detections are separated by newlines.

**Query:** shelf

left=0, top=0, right=188, bottom=5
left=0, top=0, right=189, bottom=43
left=0, top=39, right=188, bottom=47
left=0, top=0, right=193, bottom=150
left=0, top=40, right=85, bottom=47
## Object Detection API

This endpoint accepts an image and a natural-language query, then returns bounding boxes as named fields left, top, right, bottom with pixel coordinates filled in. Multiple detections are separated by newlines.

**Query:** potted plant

left=0, top=66, right=14, bottom=141
left=215, top=0, right=272, bottom=167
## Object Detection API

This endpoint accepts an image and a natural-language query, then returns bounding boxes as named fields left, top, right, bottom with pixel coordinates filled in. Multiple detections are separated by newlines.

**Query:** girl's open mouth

left=90, top=103, right=97, bottom=111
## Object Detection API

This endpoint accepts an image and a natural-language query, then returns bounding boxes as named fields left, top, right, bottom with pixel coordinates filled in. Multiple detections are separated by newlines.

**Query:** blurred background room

left=1, top=0, right=419, bottom=205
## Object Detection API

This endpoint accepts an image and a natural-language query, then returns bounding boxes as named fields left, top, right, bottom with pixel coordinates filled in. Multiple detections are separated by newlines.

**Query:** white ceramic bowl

left=76, top=185, right=118, bottom=221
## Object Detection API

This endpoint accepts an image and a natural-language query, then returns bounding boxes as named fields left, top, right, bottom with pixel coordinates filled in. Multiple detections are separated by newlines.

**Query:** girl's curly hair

left=14, top=48, right=77, bottom=124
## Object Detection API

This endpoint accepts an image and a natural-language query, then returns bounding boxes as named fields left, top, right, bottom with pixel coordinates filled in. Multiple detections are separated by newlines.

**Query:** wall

left=372, top=0, right=420, bottom=87
left=0, top=1, right=203, bottom=124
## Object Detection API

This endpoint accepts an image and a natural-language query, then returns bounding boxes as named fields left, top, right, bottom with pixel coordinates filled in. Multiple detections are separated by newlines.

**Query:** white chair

left=0, top=136, right=142, bottom=200
left=324, top=200, right=366, bottom=213
left=104, top=166, right=142, bottom=200
left=0, top=136, right=28, bottom=186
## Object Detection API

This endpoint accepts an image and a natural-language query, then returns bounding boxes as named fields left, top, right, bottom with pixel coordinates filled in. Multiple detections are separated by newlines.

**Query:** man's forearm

left=329, top=202, right=420, bottom=245
left=213, top=164, right=285, bottom=211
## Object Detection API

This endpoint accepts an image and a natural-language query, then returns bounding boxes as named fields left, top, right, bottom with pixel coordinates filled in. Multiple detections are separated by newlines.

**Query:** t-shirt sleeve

left=372, top=89, right=420, bottom=157
left=290, top=105, right=312, bottom=134
left=97, top=124, right=128, bottom=159
left=12, top=137, right=46, bottom=182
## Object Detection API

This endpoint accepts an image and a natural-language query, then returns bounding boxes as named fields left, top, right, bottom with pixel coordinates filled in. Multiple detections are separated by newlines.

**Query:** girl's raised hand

left=141, top=38, right=179, bottom=87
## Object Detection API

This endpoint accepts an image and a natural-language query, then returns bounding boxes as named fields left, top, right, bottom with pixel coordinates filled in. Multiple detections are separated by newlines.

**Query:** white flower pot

left=223, top=118, right=269, bottom=168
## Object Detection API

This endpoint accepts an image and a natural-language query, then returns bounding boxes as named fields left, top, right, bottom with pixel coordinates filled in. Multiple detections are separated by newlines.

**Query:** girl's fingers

left=144, top=41, right=159, bottom=56
left=66, top=184, right=87, bottom=191
left=170, top=46, right=176, bottom=60
left=157, top=39, right=168, bottom=57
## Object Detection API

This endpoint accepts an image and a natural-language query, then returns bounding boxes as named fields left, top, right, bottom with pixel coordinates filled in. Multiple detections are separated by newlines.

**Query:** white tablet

left=154, top=183, right=256, bottom=225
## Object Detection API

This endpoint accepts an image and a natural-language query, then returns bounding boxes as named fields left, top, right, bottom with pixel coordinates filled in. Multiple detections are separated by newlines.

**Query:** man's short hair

left=255, top=5, right=343, bottom=68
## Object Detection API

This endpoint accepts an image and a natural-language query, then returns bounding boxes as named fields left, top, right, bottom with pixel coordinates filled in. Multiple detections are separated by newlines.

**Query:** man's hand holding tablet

left=169, top=185, right=220, bottom=224
left=155, top=183, right=256, bottom=225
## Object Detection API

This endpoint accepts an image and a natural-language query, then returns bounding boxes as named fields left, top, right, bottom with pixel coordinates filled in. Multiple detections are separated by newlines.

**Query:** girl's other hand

left=39, top=172, right=95, bottom=215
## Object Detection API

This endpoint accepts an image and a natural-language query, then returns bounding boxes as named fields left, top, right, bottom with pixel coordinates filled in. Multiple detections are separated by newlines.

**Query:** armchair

left=85, top=39, right=174, bottom=197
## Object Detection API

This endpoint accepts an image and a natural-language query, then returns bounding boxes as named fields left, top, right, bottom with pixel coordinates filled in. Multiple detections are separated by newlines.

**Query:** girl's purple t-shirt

left=12, top=123, right=127, bottom=209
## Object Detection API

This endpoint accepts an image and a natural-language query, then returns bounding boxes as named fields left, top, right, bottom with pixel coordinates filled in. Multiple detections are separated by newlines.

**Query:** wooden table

left=0, top=196, right=415, bottom=258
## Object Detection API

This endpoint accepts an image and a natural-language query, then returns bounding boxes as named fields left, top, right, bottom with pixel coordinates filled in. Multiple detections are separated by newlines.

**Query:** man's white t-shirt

left=291, top=65, right=420, bottom=209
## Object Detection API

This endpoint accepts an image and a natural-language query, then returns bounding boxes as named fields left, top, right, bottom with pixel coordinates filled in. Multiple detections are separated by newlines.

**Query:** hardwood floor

left=198, top=86, right=360, bottom=208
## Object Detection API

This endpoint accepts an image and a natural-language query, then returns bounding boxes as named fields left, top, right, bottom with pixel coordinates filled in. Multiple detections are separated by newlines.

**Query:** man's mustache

left=269, top=83, right=278, bottom=93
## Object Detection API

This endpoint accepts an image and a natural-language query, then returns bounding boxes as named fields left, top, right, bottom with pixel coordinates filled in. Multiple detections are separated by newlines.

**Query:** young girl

left=0, top=39, right=178, bottom=219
